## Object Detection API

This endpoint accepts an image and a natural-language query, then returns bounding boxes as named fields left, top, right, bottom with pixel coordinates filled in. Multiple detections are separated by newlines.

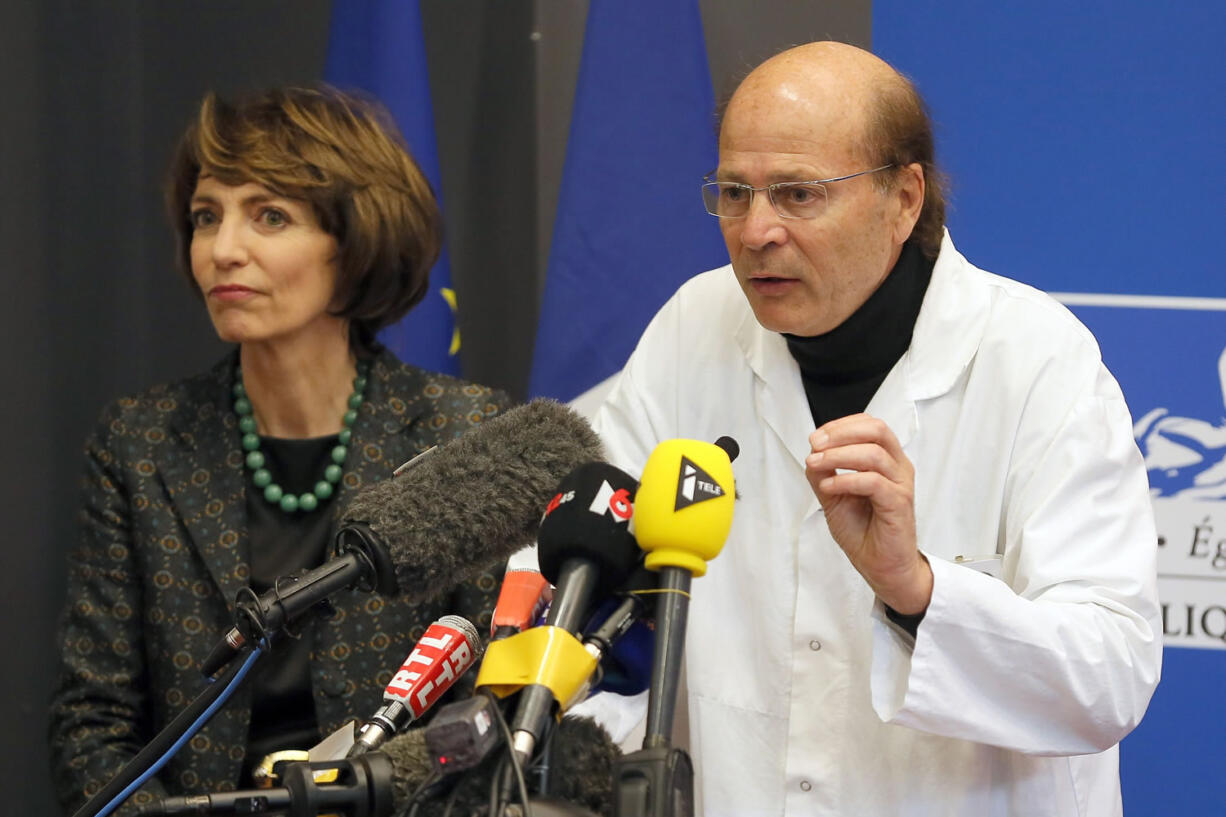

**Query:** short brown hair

left=166, top=85, right=442, bottom=353
left=863, top=72, right=948, bottom=260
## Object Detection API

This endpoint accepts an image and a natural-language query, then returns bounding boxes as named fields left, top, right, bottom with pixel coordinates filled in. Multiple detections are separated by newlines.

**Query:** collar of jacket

left=733, top=229, right=992, bottom=469
left=150, top=347, right=429, bottom=614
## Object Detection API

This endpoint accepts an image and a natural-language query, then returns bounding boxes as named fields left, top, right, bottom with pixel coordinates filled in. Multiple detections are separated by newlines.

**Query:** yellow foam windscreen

left=634, top=439, right=735, bottom=576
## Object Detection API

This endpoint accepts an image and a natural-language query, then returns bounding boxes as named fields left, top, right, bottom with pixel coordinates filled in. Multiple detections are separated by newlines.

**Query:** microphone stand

left=611, top=567, right=695, bottom=817
left=643, top=569, right=689, bottom=747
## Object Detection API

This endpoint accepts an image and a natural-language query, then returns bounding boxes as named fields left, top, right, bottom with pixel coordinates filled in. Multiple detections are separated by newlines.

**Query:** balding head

left=726, top=43, right=899, bottom=157
left=721, top=42, right=945, bottom=259
left=711, top=41, right=936, bottom=337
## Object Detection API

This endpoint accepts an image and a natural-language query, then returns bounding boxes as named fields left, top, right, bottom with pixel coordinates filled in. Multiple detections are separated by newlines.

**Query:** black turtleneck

left=785, top=240, right=935, bottom=635
left=784, top=240, right=934, bottom=428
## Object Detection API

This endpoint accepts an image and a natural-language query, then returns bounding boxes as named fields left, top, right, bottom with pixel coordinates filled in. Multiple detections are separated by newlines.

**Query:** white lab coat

left=585, top=232, right=1162, bottom=816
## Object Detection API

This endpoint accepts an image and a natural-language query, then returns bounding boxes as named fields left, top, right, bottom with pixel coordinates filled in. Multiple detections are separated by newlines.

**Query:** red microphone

left=490, top=568, right=552, bottom=640
left=347, top=615, right=482, bottom=756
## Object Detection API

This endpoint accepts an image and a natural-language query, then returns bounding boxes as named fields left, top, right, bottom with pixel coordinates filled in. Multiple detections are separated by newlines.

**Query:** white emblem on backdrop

left=1054, top=294, right=1226, bottom=651
left=1135, top=347, right=1226, bottom=500
left=1135, top=348, right=1226, bottom=650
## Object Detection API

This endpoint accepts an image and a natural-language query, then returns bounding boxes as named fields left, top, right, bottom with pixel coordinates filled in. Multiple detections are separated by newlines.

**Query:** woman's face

left=189, top=176, right=345, bottom=348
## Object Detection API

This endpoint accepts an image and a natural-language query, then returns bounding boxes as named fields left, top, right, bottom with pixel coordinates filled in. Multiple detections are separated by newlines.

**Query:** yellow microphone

left=633, top=436, right=737, bottom=747
left=635, top=438, right=736, bottom=576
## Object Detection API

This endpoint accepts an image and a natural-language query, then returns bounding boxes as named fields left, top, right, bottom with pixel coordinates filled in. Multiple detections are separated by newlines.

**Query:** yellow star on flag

left=441, top=287, right=461, bottom=356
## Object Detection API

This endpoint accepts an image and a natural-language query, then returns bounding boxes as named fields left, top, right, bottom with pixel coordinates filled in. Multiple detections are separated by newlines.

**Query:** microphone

left=574, top=594, right=649, bottom=702
left=421, top=592, right=649, bottom=784
left=491, top=568, right=552, bottom=640
left=348, top=615, right=483, bottom=757
left=341, top=398, right=604, bottom=602
left=589, top=560, right=659, bottom=697
left=381, top=717, right=619, bottom=817
left=611, top=438, right=737, bottom=817
left=198, top=524, right=397, bottom=676
left=502, top=462, right=644, bottom=766
left=634, top=438, right=736, bottom=746
left=585, top=606, right=654, bottom=697
left=712, top=435, right=739, bottom=463
left=200, top=399, right=604, bottom=675
left=139, top=752, right=393, bottom=816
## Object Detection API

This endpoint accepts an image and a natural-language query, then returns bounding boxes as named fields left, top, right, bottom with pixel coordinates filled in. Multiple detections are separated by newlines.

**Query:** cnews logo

left=541, top=480, right=633, bottom=524
left=675, top=456, right=725, bottom=510
left=543, top=489, right=575, bottom=518
left=589, top=480, right=633, bottom=522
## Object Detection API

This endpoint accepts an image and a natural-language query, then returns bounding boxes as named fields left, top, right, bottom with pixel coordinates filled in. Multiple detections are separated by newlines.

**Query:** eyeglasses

left=701, top=165, right=895, bottom=220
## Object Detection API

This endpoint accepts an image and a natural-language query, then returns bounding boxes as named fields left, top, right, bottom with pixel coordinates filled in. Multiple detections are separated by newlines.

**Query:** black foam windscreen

left=536, top=462, right=642, bottom=603
left=339, top=399, right=604, bottom=602
left=713, top=435, right=739, bottom=462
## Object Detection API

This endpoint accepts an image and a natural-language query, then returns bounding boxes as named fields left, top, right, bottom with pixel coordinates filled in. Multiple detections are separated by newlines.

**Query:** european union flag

left=529, top=0, right=728, bottom=402
left=326, top=0, right=460, bottom=375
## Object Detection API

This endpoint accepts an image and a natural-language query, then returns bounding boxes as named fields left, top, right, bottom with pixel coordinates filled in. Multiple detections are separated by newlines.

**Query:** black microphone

left=506, top=462, right=644, bottom=766
left=381, top=717, right=620, bottom=817
left=201, top=399, right=604, bottom=675
left=139, top=753, right=393, bottom=816
left=585, top=600, right=655, bottom=697
left=712, top=435, right=739, bottom=463
left=589, top=560, right=661, bottom=697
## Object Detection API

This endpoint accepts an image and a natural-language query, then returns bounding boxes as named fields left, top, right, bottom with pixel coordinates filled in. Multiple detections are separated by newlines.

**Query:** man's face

left=716, top=74, right=912, bottom=337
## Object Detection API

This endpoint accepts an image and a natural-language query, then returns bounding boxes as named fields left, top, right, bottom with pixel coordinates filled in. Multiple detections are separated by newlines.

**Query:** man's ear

left=892, top=162, right=925, bottom=246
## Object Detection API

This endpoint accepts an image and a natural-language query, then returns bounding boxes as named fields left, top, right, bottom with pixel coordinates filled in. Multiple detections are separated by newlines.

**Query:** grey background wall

left=1, top=2, right=867, bottom=813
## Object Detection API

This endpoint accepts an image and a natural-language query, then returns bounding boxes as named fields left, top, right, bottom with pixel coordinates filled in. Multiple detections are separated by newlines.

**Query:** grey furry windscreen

left=339, top=399, right=604, bottom=602
left=381, top=714, right=620, bottom=815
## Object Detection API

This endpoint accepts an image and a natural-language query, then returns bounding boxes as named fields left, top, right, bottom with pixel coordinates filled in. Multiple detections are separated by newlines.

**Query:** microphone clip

left=201, top=526, right=397, bottom=678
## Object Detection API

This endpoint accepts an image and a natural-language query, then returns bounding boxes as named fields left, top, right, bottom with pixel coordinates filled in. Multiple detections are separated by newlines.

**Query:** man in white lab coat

left=587, top=41, right=1161, bottom=815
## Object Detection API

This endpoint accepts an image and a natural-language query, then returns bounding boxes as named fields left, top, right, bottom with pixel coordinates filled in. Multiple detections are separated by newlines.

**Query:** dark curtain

left=0, top=5, right=334, bottom=814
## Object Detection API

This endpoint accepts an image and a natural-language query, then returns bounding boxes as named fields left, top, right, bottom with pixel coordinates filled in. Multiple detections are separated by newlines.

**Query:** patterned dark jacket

left=49, top=349, right=511, bottom=815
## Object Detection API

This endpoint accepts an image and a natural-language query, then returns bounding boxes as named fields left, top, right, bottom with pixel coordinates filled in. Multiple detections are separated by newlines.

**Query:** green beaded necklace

left=233, top=360, right=370, bottom=514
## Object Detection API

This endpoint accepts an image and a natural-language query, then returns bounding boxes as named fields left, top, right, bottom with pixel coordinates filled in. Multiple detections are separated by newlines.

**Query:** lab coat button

left=800, top=781, right=812, bottom=792
left=809, top=639, right=822, bottom=651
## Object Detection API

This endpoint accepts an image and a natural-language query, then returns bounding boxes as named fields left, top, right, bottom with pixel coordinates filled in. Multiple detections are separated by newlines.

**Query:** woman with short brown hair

left=50, top=85, right=508, bottom=814
left=164, top=86, right=443, bottom=353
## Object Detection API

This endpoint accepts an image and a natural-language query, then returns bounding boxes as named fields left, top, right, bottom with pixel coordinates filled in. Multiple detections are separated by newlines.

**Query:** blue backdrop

left=874, top=3, right=1226, bottom=813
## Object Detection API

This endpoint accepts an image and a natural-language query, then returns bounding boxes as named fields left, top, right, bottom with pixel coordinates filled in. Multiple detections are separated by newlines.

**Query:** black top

left=784, top=239, right=934, bottom=428
left=242, top=434, right=339, bottom=783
